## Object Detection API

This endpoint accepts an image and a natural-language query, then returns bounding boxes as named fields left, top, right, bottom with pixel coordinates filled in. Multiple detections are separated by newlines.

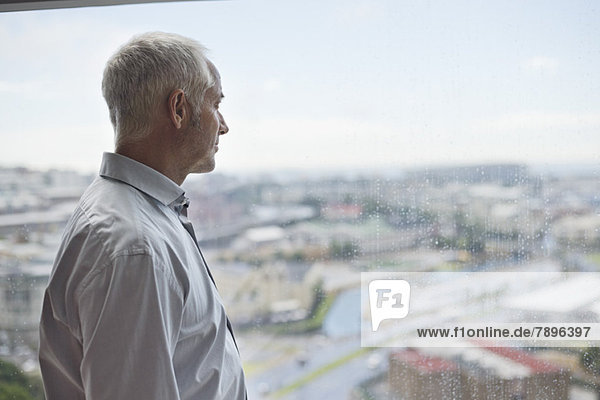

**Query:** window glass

left=1, top=1, right=599, bottom=399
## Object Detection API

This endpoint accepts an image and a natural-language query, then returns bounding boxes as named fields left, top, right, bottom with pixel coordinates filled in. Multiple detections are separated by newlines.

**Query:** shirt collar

left=99, top=152, right=185, bottom=207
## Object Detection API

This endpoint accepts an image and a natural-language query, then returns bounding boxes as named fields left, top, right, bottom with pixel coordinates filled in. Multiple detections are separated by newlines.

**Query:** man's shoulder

left=52, top=175, right=186, bottom=295
left=46, top=176, right=189, bottom=332
left=69, top=176, right=174, bottom=256
left=80, top=175, right=145, bottom=213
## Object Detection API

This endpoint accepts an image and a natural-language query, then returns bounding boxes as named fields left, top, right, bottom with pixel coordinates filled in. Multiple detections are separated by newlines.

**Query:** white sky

left=0, top=0, right=599, bottom=174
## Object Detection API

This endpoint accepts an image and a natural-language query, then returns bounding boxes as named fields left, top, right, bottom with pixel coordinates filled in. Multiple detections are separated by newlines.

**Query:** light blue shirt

left=39, top=152, right=246, bottom=400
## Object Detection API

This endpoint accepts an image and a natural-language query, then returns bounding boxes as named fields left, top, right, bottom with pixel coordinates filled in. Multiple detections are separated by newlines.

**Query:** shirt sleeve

left=76, top=251, right=185, bottom=400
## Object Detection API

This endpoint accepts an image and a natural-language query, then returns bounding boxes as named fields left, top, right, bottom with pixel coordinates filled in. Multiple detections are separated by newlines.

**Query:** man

left=39, top=32, right=247, bottom=399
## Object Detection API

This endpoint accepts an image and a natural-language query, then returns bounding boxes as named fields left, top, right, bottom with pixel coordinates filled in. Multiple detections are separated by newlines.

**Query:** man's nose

left=218, top=112, right=229, bottom=135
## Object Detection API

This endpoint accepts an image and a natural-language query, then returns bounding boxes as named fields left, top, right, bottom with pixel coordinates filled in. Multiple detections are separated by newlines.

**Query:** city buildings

left=1, top=163, right=599, bottom=398
left=388, top=347, right=570, bottom=400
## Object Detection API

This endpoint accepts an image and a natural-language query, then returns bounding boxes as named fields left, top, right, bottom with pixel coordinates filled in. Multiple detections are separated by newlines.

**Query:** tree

left=0, top=359, right=42, bottom=400
left=581, top=347, right=600, bottom=375
left=329, top=240, right=360, bottom=260
left=0, top=383, right=32, bottom=400
left=0, top=361, right=28, bottom=389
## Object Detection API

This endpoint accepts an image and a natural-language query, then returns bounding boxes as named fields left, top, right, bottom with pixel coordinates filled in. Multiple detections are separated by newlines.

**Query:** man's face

left=186, top=68, right=229, bottom=174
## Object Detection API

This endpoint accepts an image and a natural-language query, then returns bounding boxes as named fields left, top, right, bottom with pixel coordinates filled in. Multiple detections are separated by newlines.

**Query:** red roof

left=391, top=347, right=562, bottom=375
left=390, top=349, right=458, bottom=373
left=483, top=346, right=561, bottom=373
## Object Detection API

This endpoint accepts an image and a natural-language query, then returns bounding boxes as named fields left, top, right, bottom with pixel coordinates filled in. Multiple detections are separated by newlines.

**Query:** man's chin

left=191, top=160, right=216, bottom=174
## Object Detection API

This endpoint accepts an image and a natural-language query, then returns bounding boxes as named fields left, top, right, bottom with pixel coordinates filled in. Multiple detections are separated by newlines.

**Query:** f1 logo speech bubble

left=369, top=280, right=411, bottom=331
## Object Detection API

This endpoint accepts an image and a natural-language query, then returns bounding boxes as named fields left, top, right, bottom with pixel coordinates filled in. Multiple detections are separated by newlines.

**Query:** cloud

left=0, top=13, right=136, bottom=78
left=216, top=110, right=600, bottom=172
left=522, top=56, right=559, bottom=74
left=335, top=1, right=385, bottom=24
left=263, top=78, right=283, bottom=93
left=217, top=116, right=415, bottom=171
left=0, top=80, right=72, bottom=101
left=464, top=111, right=600, bottom=164
left=472, top=111, right=600, bottom=132
left=0, top=81, right=40, bottom=94
left=0, top=122, right=113, bottom=172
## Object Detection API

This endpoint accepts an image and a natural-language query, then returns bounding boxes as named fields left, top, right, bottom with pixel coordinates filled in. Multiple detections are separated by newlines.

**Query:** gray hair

left=102, top=32, right=215, bottom=146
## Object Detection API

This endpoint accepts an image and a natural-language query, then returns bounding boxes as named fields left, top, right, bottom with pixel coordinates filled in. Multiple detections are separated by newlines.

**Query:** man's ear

left=168, top=89, right=187, bottom=129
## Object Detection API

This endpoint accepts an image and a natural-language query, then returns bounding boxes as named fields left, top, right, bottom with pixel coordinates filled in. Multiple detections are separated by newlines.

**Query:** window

left=1, top=1, right=599, bottom=399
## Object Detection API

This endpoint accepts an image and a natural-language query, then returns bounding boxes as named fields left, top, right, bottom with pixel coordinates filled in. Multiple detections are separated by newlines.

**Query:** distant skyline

left=1, top=0, right=599, bottom=174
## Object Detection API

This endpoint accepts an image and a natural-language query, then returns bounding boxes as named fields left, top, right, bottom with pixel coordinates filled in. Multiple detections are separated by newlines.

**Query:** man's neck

left=115, top=144, right=187, bottom=186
